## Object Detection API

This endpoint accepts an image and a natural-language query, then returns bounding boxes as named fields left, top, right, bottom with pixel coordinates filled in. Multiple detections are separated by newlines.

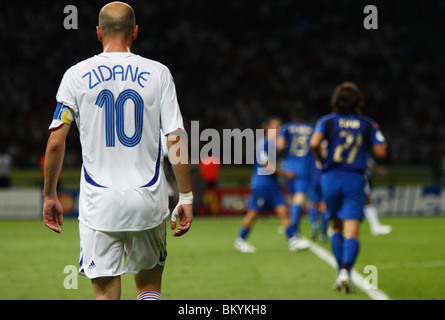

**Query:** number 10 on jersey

left=95, top=89, right=144, bottom=147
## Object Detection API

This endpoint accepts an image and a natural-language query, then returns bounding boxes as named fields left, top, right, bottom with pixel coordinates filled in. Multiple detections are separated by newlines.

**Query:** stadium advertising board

left=201, top=186, right=445, bottom=217
left=0, top=189, right=42, bottom=219
left=372, top=186, right=445, bottom=216
left=2, top=185, right=445, bottom=219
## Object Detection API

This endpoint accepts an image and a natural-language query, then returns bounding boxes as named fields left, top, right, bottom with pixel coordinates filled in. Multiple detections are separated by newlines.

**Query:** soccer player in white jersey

left=43, top=2, right=193, bottom=300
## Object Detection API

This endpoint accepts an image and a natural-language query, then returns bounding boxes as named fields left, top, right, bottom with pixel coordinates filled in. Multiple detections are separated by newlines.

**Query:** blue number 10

left=95, top=89, right=144, bottom=147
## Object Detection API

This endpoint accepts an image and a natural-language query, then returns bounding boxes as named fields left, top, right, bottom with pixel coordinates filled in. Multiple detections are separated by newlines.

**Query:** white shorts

left=78, top=219, right=167, bottom=279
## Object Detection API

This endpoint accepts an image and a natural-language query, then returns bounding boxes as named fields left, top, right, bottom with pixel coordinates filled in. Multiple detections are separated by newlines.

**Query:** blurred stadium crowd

left=1, top=1, right=444, bottom=172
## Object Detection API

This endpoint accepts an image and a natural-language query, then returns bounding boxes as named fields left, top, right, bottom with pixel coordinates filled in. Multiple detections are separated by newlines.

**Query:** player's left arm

left=167, top=132, right=193, bottom=237
left=43, top=124, right=70, bottom=234
left=371, top=121, right=387, bottom=159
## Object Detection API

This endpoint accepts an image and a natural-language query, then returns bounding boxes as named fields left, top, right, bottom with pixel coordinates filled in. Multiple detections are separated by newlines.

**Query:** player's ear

left=132, top=25, right=138, bottom=41
left=97, top=26, right=103, bottom=42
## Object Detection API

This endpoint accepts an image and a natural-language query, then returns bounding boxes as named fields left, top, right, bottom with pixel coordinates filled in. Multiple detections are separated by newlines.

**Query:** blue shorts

left=321, top=171, right=365, bottom=221
left=286, top=176, right=310, bottom=195
left=247, top=187, right=286, bottom=212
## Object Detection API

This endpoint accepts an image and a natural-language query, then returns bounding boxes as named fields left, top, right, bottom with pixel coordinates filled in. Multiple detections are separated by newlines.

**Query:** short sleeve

left=49, top=68, right=78, bottom=131
left=370, top=122, right=386, bottom=146
left=55, top=67, right=78, bottom=115
left=48, top=103, right=75, bottom=131
left=313, top=118, right=326, bottom=135
left=278, top=124, right=287, bottom=140
left=160, top=68, right=184, bottom=135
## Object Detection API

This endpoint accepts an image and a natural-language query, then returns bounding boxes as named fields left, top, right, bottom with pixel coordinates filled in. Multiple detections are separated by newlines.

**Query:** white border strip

left=307, top=239, right=392, bottom=300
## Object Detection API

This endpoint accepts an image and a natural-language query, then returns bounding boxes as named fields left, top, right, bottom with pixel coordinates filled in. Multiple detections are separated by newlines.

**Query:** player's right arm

left=310, top=117, right=327, bottom=165
left=44, top=67, right=77, bottom=234
left=43, top=123, right=71, bottom=234
left=310, top=132, right=325, bottom=165
left=276, top=124, right=287, bottom=153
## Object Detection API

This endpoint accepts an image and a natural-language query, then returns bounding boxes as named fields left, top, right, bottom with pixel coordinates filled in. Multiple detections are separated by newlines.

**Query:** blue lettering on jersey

left=82, top=65, right=150, bottom=89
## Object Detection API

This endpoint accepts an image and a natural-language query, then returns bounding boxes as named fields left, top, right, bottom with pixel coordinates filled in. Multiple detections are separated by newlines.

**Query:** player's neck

left=102, top=38, right=132, bottom=53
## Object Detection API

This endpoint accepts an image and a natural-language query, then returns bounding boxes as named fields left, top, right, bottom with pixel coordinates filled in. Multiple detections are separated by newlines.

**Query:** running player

left=234, top=117, right=303, bottom=253
left=277, top=103, right=312, bottom=250
left=43, top=2, right=193, bottom=300
left=310, top=82, right=387, bottom=293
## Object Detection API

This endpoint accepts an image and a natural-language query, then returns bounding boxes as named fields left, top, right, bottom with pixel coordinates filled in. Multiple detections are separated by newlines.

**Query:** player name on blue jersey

left=82, top=64, right=150, bottom=89
left=338, top=119, right=360, bottom=129
left=287, top=124, right=313, bottom=135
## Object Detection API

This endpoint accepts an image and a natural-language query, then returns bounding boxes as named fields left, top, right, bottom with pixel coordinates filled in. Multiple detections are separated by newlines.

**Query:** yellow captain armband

left=54, top=103, right=74, bottom=126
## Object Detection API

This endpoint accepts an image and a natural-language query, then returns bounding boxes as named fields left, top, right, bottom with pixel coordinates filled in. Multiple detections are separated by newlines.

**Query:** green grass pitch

left=0, top=215, right=444, bottom=300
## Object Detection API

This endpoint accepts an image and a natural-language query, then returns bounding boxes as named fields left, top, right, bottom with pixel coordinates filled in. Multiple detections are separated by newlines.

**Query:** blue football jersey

left=278, top=121, right=314, bottom=177
left=314, top=113, right=386, bottom=174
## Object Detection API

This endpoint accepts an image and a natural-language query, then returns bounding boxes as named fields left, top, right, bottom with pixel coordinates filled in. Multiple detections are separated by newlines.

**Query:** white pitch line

left=306, top=238, right=392, bottom=300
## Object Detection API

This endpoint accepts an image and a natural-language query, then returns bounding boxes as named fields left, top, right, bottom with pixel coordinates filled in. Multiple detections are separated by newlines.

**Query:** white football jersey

left=49, top=52, right=184, bottom=231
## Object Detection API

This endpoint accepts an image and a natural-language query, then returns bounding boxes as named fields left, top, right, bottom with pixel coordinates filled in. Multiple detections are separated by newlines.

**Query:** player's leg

left=364, top=196, right=392, bottom=236
left=92, top=276, right=121, bottom=300
left=339, top=174, right=365, bottom=275
left=288, top=177, right=310, bottom=238
left=330, top=217, right=344, bottom=270
left=78, top=221, right=126, bottom=300
left=333, top=219, right=360, bottom=293
left=307, top=200, right=319, bottom=240
left=125, top=220, right=167, bottom=300
left=234, top=209, right=258, bottom=253
left=239, top=209, right=259, bottom=239
left=235, top=188, right=264, bottom=252
left=335, top=173, right=366, bottom=293
left=342, top=219, right=360, bottom=273
left=321, top=172, right=344, bottom=272
left=289, top=192, right=305, bottom=236
left=134, top=264, right=164, bottom=300
left=275, top=204, right=290, bottom=233
left=275, top=203, right=304, bottom=251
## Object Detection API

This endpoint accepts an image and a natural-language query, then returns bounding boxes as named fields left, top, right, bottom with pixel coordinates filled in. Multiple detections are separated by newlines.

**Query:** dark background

left=1, top=0, right=444, bottom=174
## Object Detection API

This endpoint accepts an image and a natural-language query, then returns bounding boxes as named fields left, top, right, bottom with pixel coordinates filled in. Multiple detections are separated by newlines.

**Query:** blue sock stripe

left=137, top=291, right=162, bottom=300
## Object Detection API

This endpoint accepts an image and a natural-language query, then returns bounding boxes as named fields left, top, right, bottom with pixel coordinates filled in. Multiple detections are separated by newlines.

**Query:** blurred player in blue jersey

left=307, top=155, right=329, bottom=242
left=234, top=117, right=303, bottom=253
left=310, top=82, right=387, bottom=293
left=277, top=103, right=312, bottom=250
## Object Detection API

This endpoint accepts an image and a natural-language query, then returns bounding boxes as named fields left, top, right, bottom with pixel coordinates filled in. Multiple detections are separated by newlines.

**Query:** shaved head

left=98, top=2, right=135, bottom=38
